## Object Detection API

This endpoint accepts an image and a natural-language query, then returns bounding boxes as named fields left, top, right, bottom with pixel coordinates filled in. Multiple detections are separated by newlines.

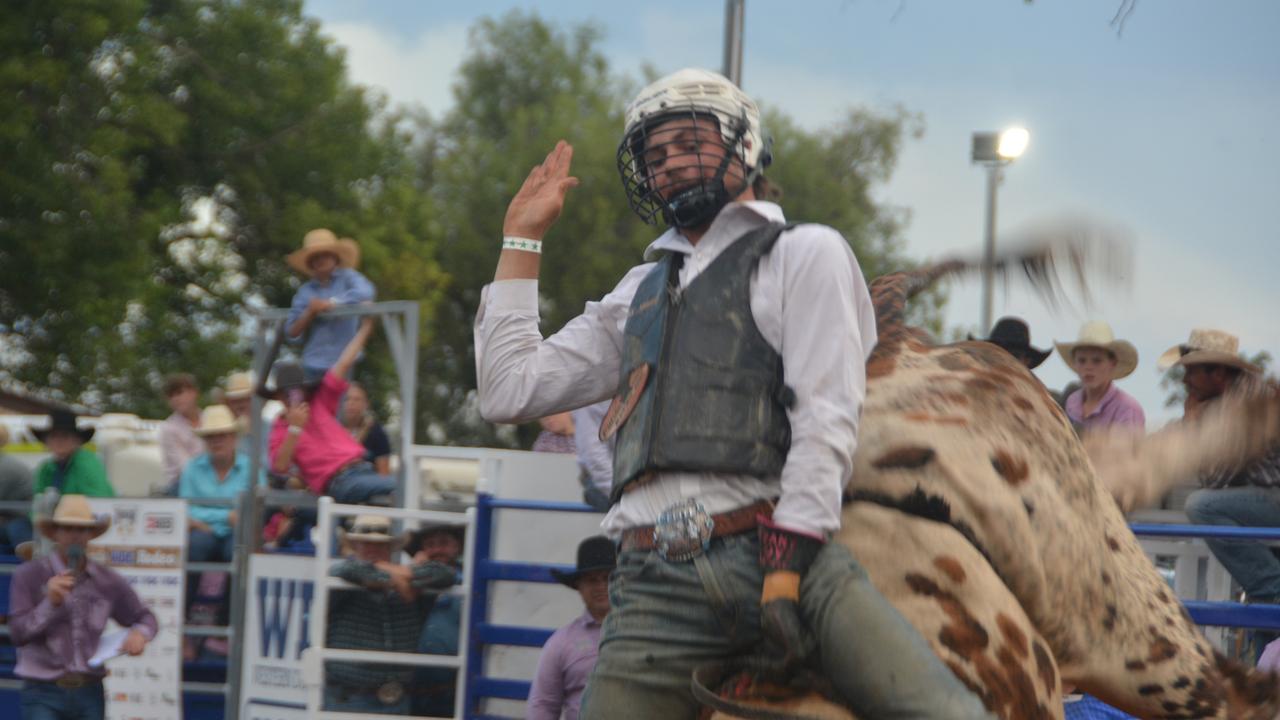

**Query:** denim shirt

left=286, top=267, right=375, bottom=372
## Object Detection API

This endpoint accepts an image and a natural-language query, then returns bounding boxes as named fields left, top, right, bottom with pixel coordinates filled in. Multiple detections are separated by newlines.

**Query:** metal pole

left=979, top=163, right=1001, bottom=334
left=722, top=0, right=745, bottom=86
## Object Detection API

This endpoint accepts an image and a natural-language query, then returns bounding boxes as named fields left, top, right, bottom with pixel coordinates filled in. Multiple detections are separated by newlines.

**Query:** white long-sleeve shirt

left=474, top=201, right=877, bottom=538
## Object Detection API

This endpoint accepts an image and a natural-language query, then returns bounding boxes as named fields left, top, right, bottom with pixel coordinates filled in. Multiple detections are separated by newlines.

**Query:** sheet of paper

left=88, top=628, right=130, bottom=668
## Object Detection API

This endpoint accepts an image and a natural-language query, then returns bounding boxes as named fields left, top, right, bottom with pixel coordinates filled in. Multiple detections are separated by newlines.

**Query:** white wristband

left=502, top=236, right=542, bottom=254
left=287, top=425, right=303, bottom=436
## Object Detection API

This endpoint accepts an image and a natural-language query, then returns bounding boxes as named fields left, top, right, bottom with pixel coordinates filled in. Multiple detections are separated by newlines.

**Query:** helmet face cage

left=618, top=104, right=769, bottom=229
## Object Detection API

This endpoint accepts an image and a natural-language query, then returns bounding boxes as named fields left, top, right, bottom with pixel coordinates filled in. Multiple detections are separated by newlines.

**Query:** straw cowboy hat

left=968, top=317, right=1051, bottom=369
left=286, top=228, right=360, bottom=276
left=550, top=536, right=617, bottom=589
left=1156, top=328, right=1262, bottom=375
left=337, top=514, right=406, bottom=550
left=195, top=405, right=241, bottom=437
left=222, top=371, right=254, bottom=400
left=32, top=410, right=94, bottom=444
left=1054, top=321, right=1139, bottom=380
left=37, top=494, right=111, bottom=540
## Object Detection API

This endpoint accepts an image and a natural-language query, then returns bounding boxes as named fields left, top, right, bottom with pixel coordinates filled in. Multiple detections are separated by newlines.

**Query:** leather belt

left=39, top=673, right=101, bottom=690
left=620, top=499, right=774, bottom=554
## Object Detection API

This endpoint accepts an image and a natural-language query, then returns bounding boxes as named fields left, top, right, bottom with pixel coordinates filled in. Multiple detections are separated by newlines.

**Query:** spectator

left=405, top=522, right=466, bottom=717
left=159, top=373, right=204, bottom=495
left=341, top=382, right=392, bottom=475
left=325, top=514, right=457, bottom=714
left=572, top=401, right=614, bottom=511
left=33, top=411, right=113, bottom=498
left=0, top=424, right=34, bottom=553
left=1168, top=329, right=1280, bottom=658
left=181, top=404, right=262, bottom=563
left=970, top=317, right=1051, bottom=371
left=285, top=229, right=376, bottom=381
left=1055, top=321, right=1145, bottom=432
left=218, top=371, right=256, bottom=457
left=268, top=317, right=396, bottom=505
left=528, top=536, right=616, bottom=720
left=531, top=412, right=575, bottom=454
left=9, top=494, right=155, bottom=720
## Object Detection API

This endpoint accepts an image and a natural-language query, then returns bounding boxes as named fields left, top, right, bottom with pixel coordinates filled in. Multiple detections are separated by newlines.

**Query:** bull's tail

left=869, top=215, right=1132, bottom=347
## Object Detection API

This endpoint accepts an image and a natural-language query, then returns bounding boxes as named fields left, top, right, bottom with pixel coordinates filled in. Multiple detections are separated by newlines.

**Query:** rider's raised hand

left=503, top=140, right=580, bottom=241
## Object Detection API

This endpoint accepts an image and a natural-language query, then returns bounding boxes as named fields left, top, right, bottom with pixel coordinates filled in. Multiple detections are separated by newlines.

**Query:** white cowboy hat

left=195, top=405, right=241, bottom=437
left=286, top=228, right=360, bottom=276
left=222, top=371, right=254, bottom=400
left=1156, top=328, right=1262, bottom=375
left=337, top=514, right=406, bottom=550
left=37, top=494, right=111, bottom=540
left=1054, top=321, right=1139, bottom=380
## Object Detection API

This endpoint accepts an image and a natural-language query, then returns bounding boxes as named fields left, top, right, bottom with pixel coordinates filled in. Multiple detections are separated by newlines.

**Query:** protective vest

left=606, top=222, right=795, bottom=502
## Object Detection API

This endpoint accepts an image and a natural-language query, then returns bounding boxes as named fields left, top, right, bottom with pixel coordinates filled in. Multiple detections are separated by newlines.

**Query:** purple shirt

left=1065, top=384, right=1146, bottom=431
left=527, top=612, right=602, bottom=720
left=8, top=553, right=157, bottom=680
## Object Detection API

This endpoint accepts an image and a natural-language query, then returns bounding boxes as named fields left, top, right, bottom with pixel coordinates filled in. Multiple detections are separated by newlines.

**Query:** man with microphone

left=9, top=494, right=156, bottom=720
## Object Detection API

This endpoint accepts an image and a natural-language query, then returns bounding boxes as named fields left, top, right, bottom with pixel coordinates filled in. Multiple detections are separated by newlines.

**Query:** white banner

left=240, top=553, right=317, bottom=718
left=86, top=498, right=187, bottom=720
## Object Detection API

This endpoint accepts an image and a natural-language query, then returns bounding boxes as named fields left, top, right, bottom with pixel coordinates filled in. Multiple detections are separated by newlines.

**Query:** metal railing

left=305, top=498, right=476, bottom=719
left=463, top=493, right=594, bottom=716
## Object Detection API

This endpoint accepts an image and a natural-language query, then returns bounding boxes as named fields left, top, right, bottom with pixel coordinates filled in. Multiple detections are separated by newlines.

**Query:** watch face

left=600, top=363, right=651, bottom=441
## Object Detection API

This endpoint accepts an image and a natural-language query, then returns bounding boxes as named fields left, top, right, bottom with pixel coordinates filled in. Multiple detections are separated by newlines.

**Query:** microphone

left=66, top=544, right=85, bottom=580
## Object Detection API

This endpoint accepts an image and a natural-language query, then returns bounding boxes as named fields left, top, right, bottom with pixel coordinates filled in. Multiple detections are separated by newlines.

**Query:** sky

left=304, top=0, right=1280, bottom=427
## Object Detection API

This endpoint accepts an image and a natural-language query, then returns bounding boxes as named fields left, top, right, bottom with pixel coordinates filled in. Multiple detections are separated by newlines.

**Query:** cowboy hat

left=405, top=521, right=466, bottom=557
left=336, top=514, right=406, bottom=550
left=32, top=410, right=94, bottom=444
left=550, top=535, right=617, bottom=589
left=1054, top=321, right=1139, bottom=380
left=258, top=361, right=319, bottom=400
left=195, top=405, right=241, bottom=437
left=37, top=494, right=111, bottom=540
left=286, top=228, right=360, bottom=276
left=968, top=317, right=1051, bottom=369
left=222, top=371, right=254, bottom=400
left=1156, top=328, right=1262, bottom=375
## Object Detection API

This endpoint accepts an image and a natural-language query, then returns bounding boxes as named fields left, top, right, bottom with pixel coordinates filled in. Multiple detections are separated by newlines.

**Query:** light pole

left=971, top=127, right=1029, bottom=334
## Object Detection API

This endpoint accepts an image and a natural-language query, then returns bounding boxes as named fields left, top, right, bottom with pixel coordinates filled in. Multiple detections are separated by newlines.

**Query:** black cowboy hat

left=405, top=521, right=466, bottom=557
left=969, top=317, right=1051, bottom=369
left=257, top=361, right=320, bottom=400
left=550, top=535, right=617, bottom=588
left=33, top=410, right=94, bottom=444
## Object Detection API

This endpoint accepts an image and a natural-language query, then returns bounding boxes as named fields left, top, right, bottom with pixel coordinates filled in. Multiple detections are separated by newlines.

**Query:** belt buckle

left=376, top=680, right=405, bottom=706
left=56, top=674, right=85, bottom=690
left=654, top=499, right=715, bottom=562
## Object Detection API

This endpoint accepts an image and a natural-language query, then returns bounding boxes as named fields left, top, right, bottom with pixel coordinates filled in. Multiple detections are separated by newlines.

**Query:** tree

left=1, top=0, right=442, bottom=418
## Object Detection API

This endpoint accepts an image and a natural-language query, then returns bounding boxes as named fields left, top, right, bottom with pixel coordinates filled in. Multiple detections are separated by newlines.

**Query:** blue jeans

left=323, top=685, right=409, bottom=715
left=20, top=680, right=105, bottom=720
left=188, top=529, right=235, bottom=563
left=327, top=463, right=397, bottom=504
left=1184, top=487, right=1280, bottom=600
left=578, top=532, right=993, bottom=719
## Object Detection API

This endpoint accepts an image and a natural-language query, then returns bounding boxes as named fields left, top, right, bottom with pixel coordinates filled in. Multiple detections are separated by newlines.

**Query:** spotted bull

left=706, top=229, right=1280, bottom=719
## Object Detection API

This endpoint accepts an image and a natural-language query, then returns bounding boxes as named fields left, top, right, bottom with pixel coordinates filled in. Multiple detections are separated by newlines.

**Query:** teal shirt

left=178, top=452, right=262, bottom=537
left=33, top=447, right=113, bottom=497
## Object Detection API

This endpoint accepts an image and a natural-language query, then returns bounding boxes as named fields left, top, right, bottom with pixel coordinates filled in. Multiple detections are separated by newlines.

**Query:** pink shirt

left=1065, top=383, right=1145, bottom=432
left=527, top=612, right=602, bottom=720
left=269, top=371, right=365, bottom=494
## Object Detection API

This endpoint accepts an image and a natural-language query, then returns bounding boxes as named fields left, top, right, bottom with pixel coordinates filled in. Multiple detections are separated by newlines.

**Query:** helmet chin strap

left=662, top=125, right=759, bottom=231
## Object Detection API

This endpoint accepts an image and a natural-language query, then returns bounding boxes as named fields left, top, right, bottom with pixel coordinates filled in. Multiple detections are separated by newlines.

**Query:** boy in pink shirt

left=268, top=317, right=396, bottom=504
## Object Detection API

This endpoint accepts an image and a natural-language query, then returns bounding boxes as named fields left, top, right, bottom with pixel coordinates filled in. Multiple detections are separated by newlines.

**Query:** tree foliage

left=4, top=4, right=931, bottom=449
